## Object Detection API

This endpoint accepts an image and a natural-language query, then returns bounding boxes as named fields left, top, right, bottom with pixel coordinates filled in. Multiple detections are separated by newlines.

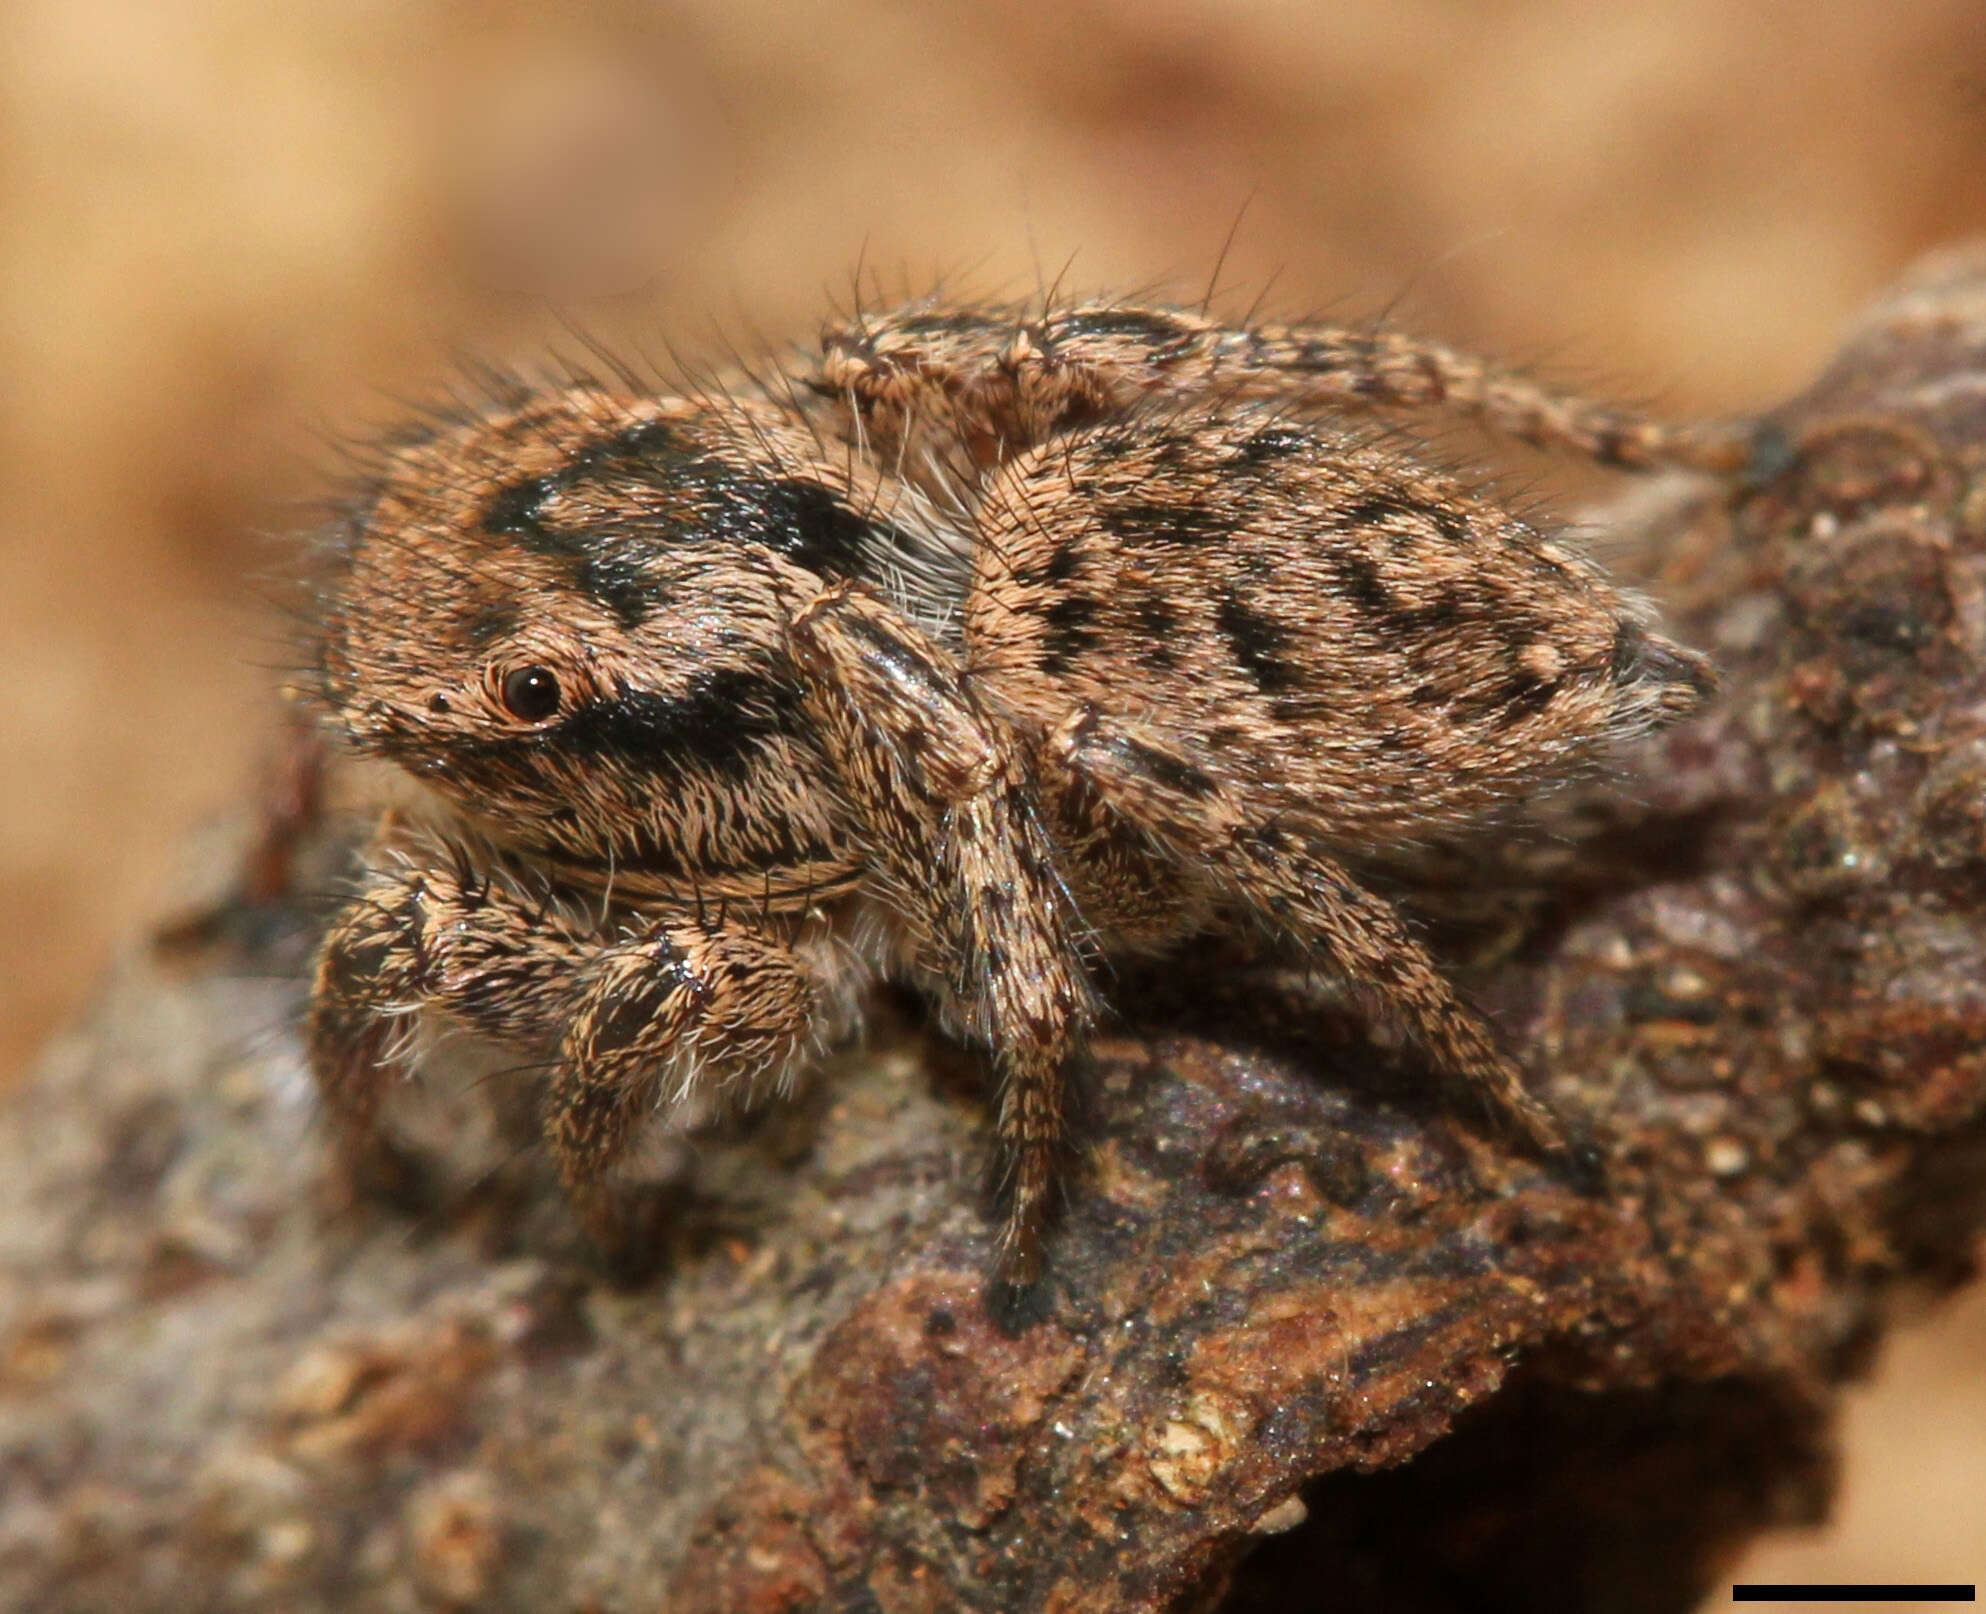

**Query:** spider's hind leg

left=1048, top=706, right=1569, bottom=1160
left=818, top=299, right=1752, bottom=473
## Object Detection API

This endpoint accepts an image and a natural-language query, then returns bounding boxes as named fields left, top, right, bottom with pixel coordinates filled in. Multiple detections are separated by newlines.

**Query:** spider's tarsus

left=579, top=1184, right=674, bottom=1290
left=985, top=1269, right=1057, bottom=1337
left=333, top=1128, right=439, bottom=1220
left=1556, top=1133, right=1611, bottom=1198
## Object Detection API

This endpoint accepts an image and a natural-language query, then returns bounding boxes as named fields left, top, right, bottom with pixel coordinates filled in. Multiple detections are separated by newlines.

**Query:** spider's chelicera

left=305, top=295, right=1735, bottom=1323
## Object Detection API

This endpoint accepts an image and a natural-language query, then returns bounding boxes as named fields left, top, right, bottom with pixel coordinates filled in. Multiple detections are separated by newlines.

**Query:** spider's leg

left=306, top=841, right=599, bottom=1198
left=786, top=582, right=1098, bottom=1323
left=307, top=837, right=860, bottom=1278
left=1047, top=707, right=1566, bottom=1157
left=549, top=916, right=860, bottom=1278
left=817, top=300, right=1750, bottom=472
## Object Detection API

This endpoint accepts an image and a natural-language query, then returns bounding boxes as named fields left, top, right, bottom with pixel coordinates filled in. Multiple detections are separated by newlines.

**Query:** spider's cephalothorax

left=305, top=297, right=1731, bottom=1321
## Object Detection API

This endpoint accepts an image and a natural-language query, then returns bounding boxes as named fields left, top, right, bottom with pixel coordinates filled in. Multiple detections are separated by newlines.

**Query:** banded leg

left=1049, top=707, right=1566, bottom=1155
left=307, top=842, right=859, bottom=1273
left=549, top=920, right=859, bottom=1268
left=786, top=583, right=1097, bottom=1315
left=307, top=845, right=595, bottom=1167
left=820, top=300, right=1749, bottom=474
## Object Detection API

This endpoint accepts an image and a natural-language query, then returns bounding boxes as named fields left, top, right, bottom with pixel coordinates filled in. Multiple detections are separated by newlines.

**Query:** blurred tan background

left=1, top=0, right=1981, bottom=1605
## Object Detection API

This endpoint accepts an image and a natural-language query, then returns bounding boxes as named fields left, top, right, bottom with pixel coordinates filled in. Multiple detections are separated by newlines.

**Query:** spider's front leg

left=548, top=916, right=858, bottom=1268
left=307, top=842, right=860, bottom=1276
left=785, top=584, right=1098, bottom=1321
left=1047, top=708, right=1571, bottom=1161
left=307, top=840, right=595, bottom=1193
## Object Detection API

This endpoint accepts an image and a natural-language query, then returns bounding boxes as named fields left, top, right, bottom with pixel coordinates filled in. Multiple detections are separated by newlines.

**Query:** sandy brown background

left=2, top=1, right=1981, bottom=1605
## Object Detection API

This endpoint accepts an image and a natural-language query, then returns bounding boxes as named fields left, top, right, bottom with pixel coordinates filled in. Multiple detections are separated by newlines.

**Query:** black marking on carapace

left=485, top=475, right=558, bottom=541
left=1428, top=504, right=1474, bottom=546
left=510, top=667, right=808, bottom=788
left=481, top=420, right=681, bottom=547
left=1392, top=592, right=1464, bottom=636
left=485, top=418, right=885, bottom=589
left=580, top=416, right=681, bottom=461
left=1075, top=423, right=1143, bottom=463
left=1127, top=591, right=1181, bottom=670
left=1215, top=589, right=1301, bottom=693
left=573, top=552, right=654, bottom=632
left=1043, top=542, right=1085, bottom=584
left=704, top=475, right=880, bottom=581
left=464, top=600, right=522, bottom=647
left=1040, top=594, right=1103, bottom=674
left=1145, top=431, right=1203, bottom=470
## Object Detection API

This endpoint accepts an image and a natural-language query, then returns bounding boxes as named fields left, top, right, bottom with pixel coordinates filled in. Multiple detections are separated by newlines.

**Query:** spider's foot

left=984, top=1269, right=1057, bottom=1337
left=569, top=1180, right=673, bottom=1289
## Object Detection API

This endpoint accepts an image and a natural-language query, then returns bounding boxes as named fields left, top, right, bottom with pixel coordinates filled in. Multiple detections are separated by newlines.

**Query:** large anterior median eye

left=497, top=664, right=563, bottom=722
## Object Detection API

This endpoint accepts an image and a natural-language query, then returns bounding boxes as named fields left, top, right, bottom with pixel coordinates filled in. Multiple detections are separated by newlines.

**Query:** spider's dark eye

left=498, top=664, right=563, bottom=722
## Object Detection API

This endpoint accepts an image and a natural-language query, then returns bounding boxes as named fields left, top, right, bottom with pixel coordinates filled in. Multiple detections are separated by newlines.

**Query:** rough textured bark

left=6, top=245, right=1986, bottom=1612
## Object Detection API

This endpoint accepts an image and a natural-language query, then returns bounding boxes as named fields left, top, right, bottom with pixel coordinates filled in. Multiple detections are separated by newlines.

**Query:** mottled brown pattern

left=306, top=294, right=1724, bottom=1310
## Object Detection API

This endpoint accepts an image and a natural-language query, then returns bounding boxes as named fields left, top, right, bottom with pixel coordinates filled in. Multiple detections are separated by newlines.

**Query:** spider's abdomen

left=965, top=411, right=1712, bottom=842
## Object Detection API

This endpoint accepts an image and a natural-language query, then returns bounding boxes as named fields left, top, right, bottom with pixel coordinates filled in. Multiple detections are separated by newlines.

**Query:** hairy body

left=306, top=296, right=1730, bottom=1321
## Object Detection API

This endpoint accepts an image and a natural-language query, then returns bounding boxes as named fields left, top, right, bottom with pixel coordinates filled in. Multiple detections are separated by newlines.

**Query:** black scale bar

left=1733, top=1588, right=1975, bottom=1603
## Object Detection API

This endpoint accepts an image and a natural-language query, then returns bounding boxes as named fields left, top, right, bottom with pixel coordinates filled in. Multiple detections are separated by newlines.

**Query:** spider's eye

left=498, top=664, right=563, bottom=722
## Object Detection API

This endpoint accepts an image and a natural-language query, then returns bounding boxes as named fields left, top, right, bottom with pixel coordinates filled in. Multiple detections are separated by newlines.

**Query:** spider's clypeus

left=304, top=295, right=1737, bottom=1325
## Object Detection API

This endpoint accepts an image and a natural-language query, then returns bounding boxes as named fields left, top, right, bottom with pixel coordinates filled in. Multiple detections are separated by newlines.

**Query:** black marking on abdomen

left=1104, top=735, right=1216, bottom=799
left=1329, top=551, right=1396, bottom=618
left=1097, top=499, right=1227, bottom=547
left=1216, top=589, right=1301, bottom=693
left=1332, top=490, right=1426, bottom=534
left=1040, top=595, right=1103, bottom=674
left=1493, top=673, right=1559, bottom=728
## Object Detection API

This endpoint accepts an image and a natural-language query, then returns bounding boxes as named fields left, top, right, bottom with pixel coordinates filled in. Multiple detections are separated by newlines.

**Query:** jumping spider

left=305, top=294, right=1736, bottom=1320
